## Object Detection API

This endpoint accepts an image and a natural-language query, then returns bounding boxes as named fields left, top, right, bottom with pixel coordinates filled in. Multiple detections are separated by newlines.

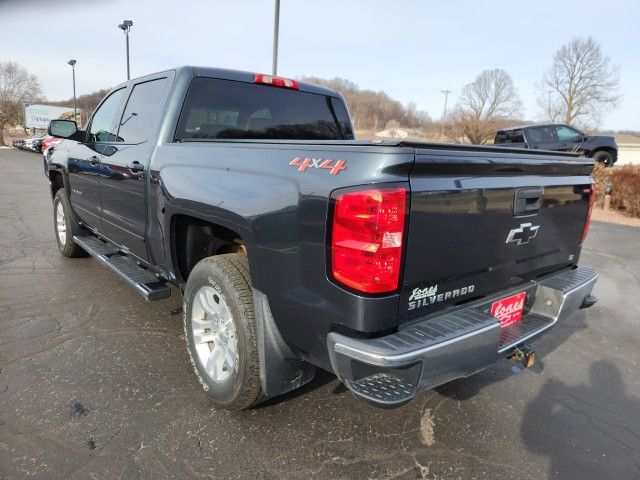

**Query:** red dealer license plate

left=491, top=291, right=526, bottom=327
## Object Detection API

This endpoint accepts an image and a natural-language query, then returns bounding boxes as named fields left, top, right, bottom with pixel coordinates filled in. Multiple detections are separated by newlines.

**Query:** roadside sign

left=24, top=104, right=77, bottom=129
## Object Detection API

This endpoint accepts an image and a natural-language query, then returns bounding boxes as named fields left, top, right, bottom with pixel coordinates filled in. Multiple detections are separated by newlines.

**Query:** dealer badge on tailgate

left=491, top=291, right=526, bottom=327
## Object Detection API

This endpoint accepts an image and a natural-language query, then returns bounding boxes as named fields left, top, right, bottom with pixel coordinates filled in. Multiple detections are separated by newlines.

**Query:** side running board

left=73, top=235, right=171, bottom=301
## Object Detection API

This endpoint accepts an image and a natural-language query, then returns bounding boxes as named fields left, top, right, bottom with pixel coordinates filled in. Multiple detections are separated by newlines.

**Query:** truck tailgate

left=400, top=147, right=594, bottom=322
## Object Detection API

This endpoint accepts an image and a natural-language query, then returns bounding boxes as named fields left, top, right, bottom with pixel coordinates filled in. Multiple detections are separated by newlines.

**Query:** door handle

left=89, top=156, right=99, bottom=165
left=513, top=187, right=544, bottom=216
left=128, top=161, right=144, bottom=172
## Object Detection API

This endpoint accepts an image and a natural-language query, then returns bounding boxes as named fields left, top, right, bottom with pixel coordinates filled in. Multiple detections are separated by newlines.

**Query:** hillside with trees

left=299, top=76, right=432, bottom=134
left=48, top=88, right=110, bottom=126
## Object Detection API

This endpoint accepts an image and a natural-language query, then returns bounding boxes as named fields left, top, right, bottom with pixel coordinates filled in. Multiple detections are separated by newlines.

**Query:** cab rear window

left=175, top=77, right=354, bottom=141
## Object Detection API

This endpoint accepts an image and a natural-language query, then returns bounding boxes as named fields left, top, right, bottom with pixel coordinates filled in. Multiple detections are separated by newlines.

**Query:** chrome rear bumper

left=327, top=266, right=598, bottom=407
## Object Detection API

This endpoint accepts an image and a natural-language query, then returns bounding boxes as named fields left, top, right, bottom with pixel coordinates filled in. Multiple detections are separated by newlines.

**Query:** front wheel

left=53, top=189, right=88, bottom=258
left=183, top=254, right=262, bottom=410
left=593, top=150, right=614, bottom=167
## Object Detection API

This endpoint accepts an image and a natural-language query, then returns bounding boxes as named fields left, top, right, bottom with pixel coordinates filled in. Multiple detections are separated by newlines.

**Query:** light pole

left=118, top=20, right=133, bottom=80
left=440, top=89, right=451, bottom=141
left=68, top=59, right=77, bottom=123
left=272, top=0, right=280, bottom=75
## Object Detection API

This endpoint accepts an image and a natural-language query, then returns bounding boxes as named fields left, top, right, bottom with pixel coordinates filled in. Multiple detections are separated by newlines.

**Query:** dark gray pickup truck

left=45, top=66, right=598, bottom=409
left=495, top=123, right=618, bottom=166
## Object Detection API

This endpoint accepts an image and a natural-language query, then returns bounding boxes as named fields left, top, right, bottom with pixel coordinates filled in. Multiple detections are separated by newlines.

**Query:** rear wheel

left=183, top=254, right=262, bottom=410
left=53, top=189, right=87, bottom=258
left=593, top=150, right=614, bottom=167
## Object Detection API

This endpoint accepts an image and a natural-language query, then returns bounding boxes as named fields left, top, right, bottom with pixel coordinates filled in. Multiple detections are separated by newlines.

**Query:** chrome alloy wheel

left=191, top=286, right=238, bottom=383
left=55, top=201, right=67, bottom=246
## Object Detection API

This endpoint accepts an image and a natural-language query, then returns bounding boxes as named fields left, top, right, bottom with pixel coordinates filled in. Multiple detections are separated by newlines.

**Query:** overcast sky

left=1, top=0, right=638, bottom=130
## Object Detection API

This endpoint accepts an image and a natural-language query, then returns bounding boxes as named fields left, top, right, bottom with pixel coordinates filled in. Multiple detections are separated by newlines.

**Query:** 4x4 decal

left=289, top=156, right=346, bottom=175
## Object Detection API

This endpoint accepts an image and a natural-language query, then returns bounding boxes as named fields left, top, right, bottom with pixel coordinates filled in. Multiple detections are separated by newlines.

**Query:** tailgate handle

left=514, top=187, right=543, bottom=216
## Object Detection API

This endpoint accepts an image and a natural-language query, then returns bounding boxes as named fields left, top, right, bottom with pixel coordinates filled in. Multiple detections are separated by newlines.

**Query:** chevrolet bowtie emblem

left=506, top=223, right=540, bottom=246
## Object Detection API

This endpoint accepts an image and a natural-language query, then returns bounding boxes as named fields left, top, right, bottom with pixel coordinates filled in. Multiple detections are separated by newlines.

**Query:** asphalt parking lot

left=1, top=147, right=639, bottom=480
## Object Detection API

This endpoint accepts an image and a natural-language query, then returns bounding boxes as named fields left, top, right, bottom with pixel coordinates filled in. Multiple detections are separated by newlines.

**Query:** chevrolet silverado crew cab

left=46, top=66, right=598, bottom=409
left=494, top=123, right=618, bottom=166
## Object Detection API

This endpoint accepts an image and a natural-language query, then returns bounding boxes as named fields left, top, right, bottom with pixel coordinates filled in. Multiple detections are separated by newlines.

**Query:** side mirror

left=48, top=119, right=78, bottom=138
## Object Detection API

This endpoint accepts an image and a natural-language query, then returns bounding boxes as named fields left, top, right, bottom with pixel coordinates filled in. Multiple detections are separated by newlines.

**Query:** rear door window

left=175, top=77, right=354, bottom=141
left=495, top=129, right=524, bottom=144
left=527, top=126, right=556, bottom=145
left=117, top=78, right=169, bottom=144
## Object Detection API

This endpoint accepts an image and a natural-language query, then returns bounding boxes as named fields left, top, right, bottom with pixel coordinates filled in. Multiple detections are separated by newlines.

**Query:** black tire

left=183, top=254, right=262, bottom=410
left=53, top=188, right=88, bottom=258
left=593, top=150, right=614, bottom=167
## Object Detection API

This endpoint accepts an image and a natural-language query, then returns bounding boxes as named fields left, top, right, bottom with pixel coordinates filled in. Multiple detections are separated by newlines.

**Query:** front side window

left=175, top=77, right=354, bottom=141
left=88, top=88, right=126, bottom=143
left=555, top=125, right=583, bottom=142
left=117, top=78, right=169, bottom=144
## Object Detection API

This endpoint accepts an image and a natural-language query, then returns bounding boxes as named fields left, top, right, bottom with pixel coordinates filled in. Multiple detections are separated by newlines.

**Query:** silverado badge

left=408, top=284, right=475, bottom=311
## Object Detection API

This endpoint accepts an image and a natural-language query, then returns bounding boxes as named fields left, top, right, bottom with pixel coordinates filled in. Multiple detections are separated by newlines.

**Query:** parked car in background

left=41, top=135, right=63, bottom=152
left=12, top=138, right=25, bottom=149
left=494, top=123, right=618, bottom=166
left=22, top=134, right=47, bottom=152
left=32, top=136, right=44, bottom=153
left=22, top=135, right=38, bottom=151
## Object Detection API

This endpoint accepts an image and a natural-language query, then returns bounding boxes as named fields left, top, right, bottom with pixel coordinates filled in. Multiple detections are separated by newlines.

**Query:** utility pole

left=440, top=89, right=451, bottom=141
left=272, top=0, right=280, bottom=75
left=118, top=20, right=133, bottom=80
left=68, top=60, right=77, bottom=123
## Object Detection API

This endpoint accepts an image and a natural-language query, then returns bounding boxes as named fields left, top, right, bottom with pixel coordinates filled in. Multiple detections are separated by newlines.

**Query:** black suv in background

left=495, top=123, right=618, bottom=166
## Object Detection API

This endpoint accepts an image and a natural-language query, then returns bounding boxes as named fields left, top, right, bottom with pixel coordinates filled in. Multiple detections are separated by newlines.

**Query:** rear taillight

left=254, top=73, right=299, bottom=90
left=331, top=187, right=407, bottom=294
left=581, top=183, right=595, bottom=243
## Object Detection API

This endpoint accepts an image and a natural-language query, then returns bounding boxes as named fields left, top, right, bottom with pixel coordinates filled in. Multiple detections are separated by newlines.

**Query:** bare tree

left=0, top=61, right=42, bottom=144
left=538, top=37, right=620, bottom=127
left=446, top=69, right=522, bottom=144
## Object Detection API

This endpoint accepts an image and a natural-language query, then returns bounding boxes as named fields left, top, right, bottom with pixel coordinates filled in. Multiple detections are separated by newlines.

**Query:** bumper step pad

left=74, top=235, right=171, bottom=301
left=499, top=315, right=550, bottom=351
left=346, top=374, right=416, bottom=407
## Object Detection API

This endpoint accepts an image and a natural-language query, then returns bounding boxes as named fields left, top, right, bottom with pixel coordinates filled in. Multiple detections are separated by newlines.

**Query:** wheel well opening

left=173, top=215, right=245, bottom=283
left=49, top=171, right=64, bottom=197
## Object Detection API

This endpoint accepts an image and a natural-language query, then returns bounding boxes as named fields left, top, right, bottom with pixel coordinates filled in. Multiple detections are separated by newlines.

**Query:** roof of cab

left=190, top=66, right=340, bottom=97
left=110, top=65, right=342, bottom=99
left=499, top=123, right=573, bottom=132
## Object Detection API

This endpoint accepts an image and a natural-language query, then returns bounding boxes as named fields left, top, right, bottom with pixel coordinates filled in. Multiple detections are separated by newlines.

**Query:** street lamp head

left=68, top=59, right=76, bottom=66
left=118, top=19, right=133, bottom=31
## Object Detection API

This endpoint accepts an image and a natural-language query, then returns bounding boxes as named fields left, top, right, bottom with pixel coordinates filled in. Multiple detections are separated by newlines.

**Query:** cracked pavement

left=1, top=148, right=639, bottom=479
